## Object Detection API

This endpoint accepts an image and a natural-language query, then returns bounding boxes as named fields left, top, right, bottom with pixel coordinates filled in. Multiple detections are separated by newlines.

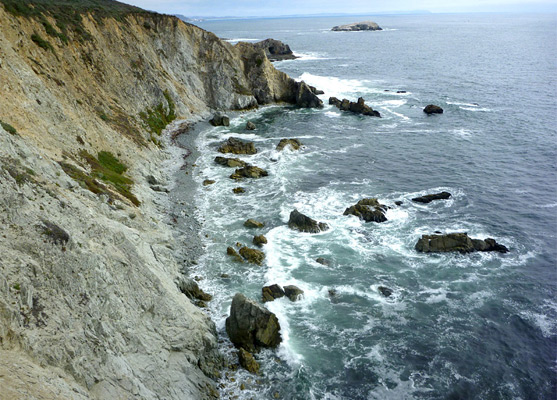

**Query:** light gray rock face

left=332, top=21, right=383, bottom=31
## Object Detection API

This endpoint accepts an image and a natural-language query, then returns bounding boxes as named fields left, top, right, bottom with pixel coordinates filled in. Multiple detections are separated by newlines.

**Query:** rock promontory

left=332, top=21, right=383, bottom=31
left=253, top=38, right=298, bottom=61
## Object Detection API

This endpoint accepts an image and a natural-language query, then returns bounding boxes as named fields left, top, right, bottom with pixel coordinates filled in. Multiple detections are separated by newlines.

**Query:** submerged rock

left=214, top=156, right=246, bottom=168
left=210, top=112, right=230, bottom=126
left=288, top=209, right=329, bottom=233
left=230, top=165, right=268, bottom=179
left=246, top=121, right=256, bottom=130
left=332, top=21, right=382, bottom=31
left=415, top=233, right=508, bottom=254
left=239, top=246, right=265, bottom=265
left=395, top=201, right=403, bottom=206
left=262, top=284, right=285, bottom=302
left=227, top=246, right=244, bottom=263
left=423, top=104, right=444, bottom=114
left=329, top=96, right=380, bottom=117
left=244, top=219, right=265, bottom=228
left=378, top=286, right=393, bottom=297
left=218, top=137, right=257, bottom=155
left=225, top=293, right=282, bottom=352
left=296, top=81, right=323, bottom=108
left=253, top=234, right=268, bottom=247
left=202, top=179, right=215, bottom=186
left=233, top=187, right=246, bottom=194
left=344, top=198, right=388, bottom=223
left=315, top=257, right=330, bottom=266
left=276, top=138, right=303, bottom=151
left=253, top=38, right=297, bottom=61
left=284, top=285, right=304, bottom=302
left=238, top=348, right=260, bottom=373
left=412, top=192, right=451, bottom=203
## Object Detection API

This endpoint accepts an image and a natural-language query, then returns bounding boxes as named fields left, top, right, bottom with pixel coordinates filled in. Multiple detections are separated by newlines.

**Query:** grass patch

left=0, top=120, right=17, bottom=135
left=139, top=90, right=176, bottom=137
left=31, top=32, right=54, bottom=52
left=3, top=158, right=36, bottom=186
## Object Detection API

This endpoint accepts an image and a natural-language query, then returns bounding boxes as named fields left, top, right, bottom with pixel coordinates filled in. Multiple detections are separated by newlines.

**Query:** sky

left=119, top=0, right=557, bottom=17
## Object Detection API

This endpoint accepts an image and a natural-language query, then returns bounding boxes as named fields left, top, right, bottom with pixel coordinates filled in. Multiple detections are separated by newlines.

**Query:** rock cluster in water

left=329, top=97, right=381, bottom=117
left=344, top=198, right=388, bottom=223
left=332, top=21, right=383, bottom=31
left=218, top=137, right=257, bottom=154
left=415, top=233, right=509, bottom=253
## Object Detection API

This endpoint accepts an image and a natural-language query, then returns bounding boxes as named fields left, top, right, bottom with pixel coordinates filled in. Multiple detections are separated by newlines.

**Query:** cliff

left=0, top=1, right=307, bottom=398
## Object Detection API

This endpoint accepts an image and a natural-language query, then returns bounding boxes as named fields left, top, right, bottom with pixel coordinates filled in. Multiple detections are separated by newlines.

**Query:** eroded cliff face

left=0, top=5, right=298, bottom=399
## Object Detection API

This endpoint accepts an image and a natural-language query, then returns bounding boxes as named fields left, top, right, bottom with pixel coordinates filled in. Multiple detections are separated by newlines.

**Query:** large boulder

left=296, top=81, right=323, bottom=108
left=238, top=348, right=260, bottom=373
left=239, top=246, right=265, bottom=265
left=423, top=104, right=444, bottom=114
left=218, top=137, right=257, bottom=155
left=214, top=156, right=246, bottom=168
left=226, top=246, right=244, bottom=263
left=244, top=219, right=265, bottom=228
left=276, top=138, right=303, bottom=151
left=329, top=96, right=380, bottom=117
left=253, top=234, right=268, bottom=247
left=332, top=21, right=382, bottom=31
left=415, top=233, right=508, bottom=254
left=225, top=293, right=282, bottom=352
left=288, top=209, right=329, bottom=233
left=344, top=198, right=388, bottom=223
left=253, top=38, right=298, bottom=61
left=209, top=112, right=230, bottom=126
left=230, top=165, right=268, bottom=180
left=412, top=191, right=451, bottom=203
left=284, top=285, right=304, bottom=302
left=262, top=284, right=285, bottom=302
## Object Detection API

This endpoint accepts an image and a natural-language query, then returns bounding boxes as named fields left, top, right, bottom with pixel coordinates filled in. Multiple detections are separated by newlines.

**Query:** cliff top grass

left=1, top=0, right=155, bottom=42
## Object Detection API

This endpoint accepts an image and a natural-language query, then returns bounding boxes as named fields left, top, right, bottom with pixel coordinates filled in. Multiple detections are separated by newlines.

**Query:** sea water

left=188, top=13, right=557, bottom=399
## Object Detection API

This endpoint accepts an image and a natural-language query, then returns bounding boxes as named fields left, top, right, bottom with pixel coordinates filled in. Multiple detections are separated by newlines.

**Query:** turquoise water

left=190, top=13, right=557, bottom=399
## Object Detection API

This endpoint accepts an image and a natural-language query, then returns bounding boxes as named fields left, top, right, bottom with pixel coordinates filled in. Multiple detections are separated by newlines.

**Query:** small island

left=332, top=21, right=382, bottom=31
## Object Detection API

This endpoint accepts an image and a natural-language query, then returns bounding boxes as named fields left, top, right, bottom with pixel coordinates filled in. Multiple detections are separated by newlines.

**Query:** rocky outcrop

left=329, top=97, right=381, bottom=117
left=288, top=210, right=329, bottom=233
left=332, top=21, right=382, bottom=31
left=424, top=104, right=444, bottom=114
left=209, top=112, right=230, bottom=126
left=244, top=219, right=265, bottom=228
left=276, top=138, right=303, bottom=151
left=214, top=156, right=246, bottom=168
left=253, top=234, right=268, bottom=247
left=344, top=198, right=388, bottom=223
left=202, top=179, right=216, bottom=186
left=230, top=165, right=268, bottom=180
left=253, top=38, right=297, bottom=61
left=296, top=81, right=324, bottom=108
left=239, top=246, right=265, bottom=265
left=225, top=293, right=282, bottom=352
left=415, top=233, right=509, bottom=254
left=316, top=257, right=330, bottom=266
left=262, top=284, right=286, bottom=302
left=412, top=192, right=451, bottom=203
left=218, top=137, right=257, bottom=154
left=284, top=285, right=304, bottom=301
left=227, top=246, right=244, bottom=262
left=246, top=121, right=256, bottom=130
left=237, top=348, right=260, bottom=374
left=378, top=286, right=393, bottom=297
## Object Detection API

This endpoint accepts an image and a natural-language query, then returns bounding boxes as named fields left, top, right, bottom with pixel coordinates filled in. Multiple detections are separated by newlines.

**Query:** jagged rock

left=225, top=293, right=282, bottom=352
left=239, top=246, right=265, bottom=265
left=262, top=284, right=285, bottom=302
left=150, top=185, right=169, bottom=193
left=344, top=198, right=388, bottom=223
left=296, top=81, right=323, bottom=108
left=218, top=137, right=257, bottom=155
left=209, top=112, right=230, bottom=126
left=412, top=192, right=451, bottom=203
left=423, top=104, right=444, bottom=114
left=238, top=348, right=260, bottom=373
left=176, top=276, right=213, bottom=301
left=415, top=233, right=509, bottom=254
left=146, top=175, right=159, bottom=185
left=40, top=221, right=70, bottom=245
left=378, top=286, right=393, bottom=297
left=288, top=209, right=329, bottom=233
left=395, top=201, right=403, bottom=206
left=276, top=138, right=303, bottom=151
left=253, top=38, right=297, bottom=61
left=329, top=97, right=380, bottom=117
left=284, top=285, right=304, bottom=302
left=244, top=219, right=265, bottom=228
left=227, top=246, right=244, bottom=262
left=233, top=187, right=246, bottom=194
left=246, top=121, right=256, bottom=130
left=253, top=234, right=268, bottom=247
left=315, top=257, right=330, bottom=266
left=214, top=156, right=246, bottom=168
left=230, top=165, right=268, bottom=180
left=332, top=21, right=382, bottom=31
left=309, top=85, right=325, bottom=95
left=202, top=179, right=215, bottom=186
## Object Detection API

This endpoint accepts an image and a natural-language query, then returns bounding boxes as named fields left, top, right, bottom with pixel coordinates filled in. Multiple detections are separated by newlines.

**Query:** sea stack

left=332, top=21, right=383, bottom=31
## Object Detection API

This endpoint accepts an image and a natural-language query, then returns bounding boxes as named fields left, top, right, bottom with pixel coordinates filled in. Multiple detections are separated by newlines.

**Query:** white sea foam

left=297, top=72, right=379, bottom=99
left=224, top=38, right=260, bottom=43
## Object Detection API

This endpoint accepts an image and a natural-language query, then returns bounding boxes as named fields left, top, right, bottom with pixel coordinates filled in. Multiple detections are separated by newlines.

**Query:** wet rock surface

left=276, top=138, right=303, bottom=151
left=288, top=209, right=329, bottom=233
left=329, top=97, right=381, bottom=117
left=412, top=191, right=451, bottom=203
left=214, top=156, right=246, bottom=168
left=423, top=104, right=444, bottom=114
left=415, top=233, right=509, bottom=254
left=262, top=284, right=285, bottom=302
left=218, top=137, right=257, bottom=155
left=344, top=198, right=388, bottom=223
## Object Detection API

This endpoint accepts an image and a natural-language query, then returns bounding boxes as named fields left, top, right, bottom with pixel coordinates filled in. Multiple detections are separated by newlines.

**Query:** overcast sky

left=119, top=0, right=556, bottom=17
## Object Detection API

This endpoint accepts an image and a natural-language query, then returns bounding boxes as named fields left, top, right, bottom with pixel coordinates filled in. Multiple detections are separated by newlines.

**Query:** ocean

left=188, top=13, right=557, bottom=399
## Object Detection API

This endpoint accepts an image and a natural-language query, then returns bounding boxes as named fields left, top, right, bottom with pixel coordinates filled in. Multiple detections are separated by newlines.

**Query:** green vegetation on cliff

left=139, top=90, right=176, bottom=142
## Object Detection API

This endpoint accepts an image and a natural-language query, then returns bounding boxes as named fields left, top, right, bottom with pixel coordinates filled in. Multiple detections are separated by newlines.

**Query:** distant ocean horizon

left=189, top=13, right=557, bottom=399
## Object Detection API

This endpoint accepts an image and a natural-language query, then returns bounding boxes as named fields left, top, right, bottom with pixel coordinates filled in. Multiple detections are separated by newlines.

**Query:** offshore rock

left=253, top=38, right=297, bottom=61
left=218, top=137, right=257, bottom=154
left=276, top=138, right=303, bottom=151
left=316, top=257, right=330, bottom=266
left=214, top=156, right=247, bottom=168
left=233, top=187, right=246, bottom=194
left=284, top=285, right=304, bottom=302
left=244, top=219, right=265, bottom=228
left=412, top=191, right=452, bottom=203
left=423, top=104, right=444, bottom=114
left=230, top=165, right=268, bottom=180
left=344, top=198, right=388, bottom=223
left=288, top=209, right=329, bottom=233
left=227, top=246, right=244, bottom=263
left=253, top=234, right=268, bottom=247
left=332, top=21, right=383, bottom=31
left=296, top=81, right=323, bottom=108
left=238, top=348, right=260, bottom=374
left=262, top=284, right=285, bottom=302
left=239, top=246, right=265, bottom=265
left=209, top=112, right=230, bottom=126
left=329, top=97, right=380, bottom=117
left=246, top=121, right=256, bottom=130
left=415, top=233, right=509, bottom=254
left=202, top=179, right=215, bottom=186
left=378, top=286, right=393, bottom=297
left=225, top=293, right=282, bottom=352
